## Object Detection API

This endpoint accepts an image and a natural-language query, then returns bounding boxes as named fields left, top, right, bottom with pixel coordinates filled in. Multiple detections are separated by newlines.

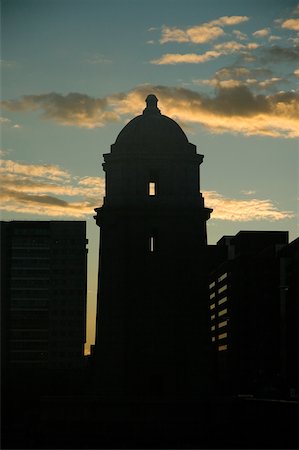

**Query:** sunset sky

left=1, top=0, right=299, bottom=352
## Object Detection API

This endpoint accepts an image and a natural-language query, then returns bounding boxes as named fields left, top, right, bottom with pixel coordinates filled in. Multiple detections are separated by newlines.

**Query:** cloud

left=268, top=35, right=282, bottom=42
left=0, top=157, right=292, bottom=222
left=213, top=66, right=251, bottom=79
left=211, top=16, right=249, bottom=26
left=293, top=4, right=299, bottom=15
left=241, top=190, right=256, bottom=195
left=213, top=41, right=247, bottom=52
left=160, top=25, right=223, bottom=44
left=0, top=148, right=12, bottom=157
left=2, top=84, right=299, bottom=138
left=233, top=30, right=248, bottom=40
left=1, top=93, right=120, bottom=129
left=289, top=36, right=299, bottom=45
left=0, top=159, right=105, bottom=218
left=195, top=76, right=285, bottom=90
left=196, top=78, right=243, bottom=89
left=294, top=68, right=299, bottom=76
left=0, top=116, right=21, bottom=129
left=214, top=66, right=274, bottom=80
left=204, top=191, right=294, bottom=221
left=253, top=28, right=270, bottom=37
left=261, top=45, right=299, bottom=62
left=257, top=77, right=285, bottom=88
left=159, top=16, right=249, bottom=44
left=151, top=51, right=221, bottom=65
left=214, top=41, right=259, bottom=52
left=160, top=26, right=190, bottom=44
left=151, top=41, right=259, bottom=65
left=113, top=85, right=299, bottom=139
left=0, top=159, right=71, bottom=181
left=193, top=64, right=286, bottom=91
left=0, top=116, right=11, bottom=124
left=281, top=18, right=299, bottom=31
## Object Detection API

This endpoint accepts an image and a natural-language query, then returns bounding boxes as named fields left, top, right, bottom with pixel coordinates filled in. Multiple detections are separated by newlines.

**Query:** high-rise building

left=278, top=237, right=299, bottom=396
left=1, top=220, right=88, bottom=370
left=207, top=231, right=294, bottom=395
left=94, top=95, right=212, bottom=400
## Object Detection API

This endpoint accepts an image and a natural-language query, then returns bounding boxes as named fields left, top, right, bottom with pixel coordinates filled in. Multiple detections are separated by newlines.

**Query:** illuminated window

left=209, top=292, right=215, bottom=300
left=218, top=344, right=227, bottom=352
left=209, top=281, right=215, bottom=289
left=212, top=337, right=216, bottom=342
left=219, top=320, right=227, bottom=328
left=218, top=332, right=227, bottom=340
left=211, top=325, right=215, bottom=331
left=211, top=314, right=215, bottom=320
left=210, top=303, right=215, bottom=310
left=218, top=285, right=227, bottom=294
left=219, top=296, right=227, bottom=305
left=149, top=182, right=156, bottom=196
left=218, top=273, right=227, bottom=282
left=218, top=308, right=227, bottom=317
left=149, top=236, right=155, bottom=252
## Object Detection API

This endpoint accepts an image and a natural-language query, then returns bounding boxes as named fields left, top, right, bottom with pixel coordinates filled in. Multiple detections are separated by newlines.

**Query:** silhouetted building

left=278, top=237, right=299, bottom=396
left=94, top=95, right=212, bottom=401
left=1, top=221, right=87, bottom=370
left=207, top=230, right=299, bottom=396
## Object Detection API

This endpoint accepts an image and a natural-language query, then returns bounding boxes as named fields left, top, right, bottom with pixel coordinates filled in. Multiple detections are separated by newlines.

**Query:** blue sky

left=1, top=0, right=299, bottom=352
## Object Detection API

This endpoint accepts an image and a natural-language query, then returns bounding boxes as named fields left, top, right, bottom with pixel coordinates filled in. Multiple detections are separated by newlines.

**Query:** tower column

left=94, top=95, right=212, bottom=401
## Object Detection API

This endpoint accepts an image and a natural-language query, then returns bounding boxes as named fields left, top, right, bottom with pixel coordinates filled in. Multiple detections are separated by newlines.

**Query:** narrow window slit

left=149, top=182, right=156, bottom=196
left=150, top=236, right=155, bottom=252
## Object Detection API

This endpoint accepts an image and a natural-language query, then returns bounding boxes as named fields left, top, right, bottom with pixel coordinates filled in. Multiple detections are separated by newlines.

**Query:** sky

left=1, top=0, right=299, bottom=353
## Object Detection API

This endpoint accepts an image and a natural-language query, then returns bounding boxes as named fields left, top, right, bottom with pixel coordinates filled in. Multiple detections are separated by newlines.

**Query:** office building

left=278, top=237, right=299, bottom=395
left=1, top=220, right=87, bottom=370
left=207, top=230, right=297, bottom=395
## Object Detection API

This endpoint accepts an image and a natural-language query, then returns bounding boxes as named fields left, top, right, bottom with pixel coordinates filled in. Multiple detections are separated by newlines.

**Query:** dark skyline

left=1, top=1, right=298, bottom=447
left=1, top=0, right=298, bottom=354
left=2, top=97, right=298, bottom=450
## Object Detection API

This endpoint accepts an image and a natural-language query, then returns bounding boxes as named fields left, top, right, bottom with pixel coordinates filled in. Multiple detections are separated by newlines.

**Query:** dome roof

left=113, top=95, right=189, bottom=153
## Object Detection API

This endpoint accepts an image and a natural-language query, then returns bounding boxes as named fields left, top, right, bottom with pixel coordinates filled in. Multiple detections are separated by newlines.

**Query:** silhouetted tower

left=94, top=95, right=212, bottom=401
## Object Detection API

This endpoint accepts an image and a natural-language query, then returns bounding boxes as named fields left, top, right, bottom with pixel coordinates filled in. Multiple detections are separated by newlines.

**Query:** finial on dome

left=143, top=94, right=161, bottom=115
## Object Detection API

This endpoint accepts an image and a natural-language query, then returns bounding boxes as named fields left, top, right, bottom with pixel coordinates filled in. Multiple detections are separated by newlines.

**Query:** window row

left=211, top=332, right=227, bottom=341
left=209, top=272, right=229, bottom=291
left=210, top=319, right=228, bottom=329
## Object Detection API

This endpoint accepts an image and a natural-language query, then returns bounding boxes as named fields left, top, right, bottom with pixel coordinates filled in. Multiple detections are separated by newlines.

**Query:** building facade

left=1, top=221, right=87, bottom=370
left=278, top=237, right=299, bottom=396
left=94, top=95, right=213, bottom=401
left=207, top=231, right=299, bottom=396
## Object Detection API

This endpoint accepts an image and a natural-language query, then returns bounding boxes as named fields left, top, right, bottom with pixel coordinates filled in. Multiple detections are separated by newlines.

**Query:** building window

left=211, top=314, right=215, bottom=320
left=218, top=308, right=227, bottom=317
left=218, top=273, right=227, bottom=282
left=218, top=296, right=227, bottom=305
left=210, top=303, right=215, bottom=310
left=149, top=182, right=156, bottom=196
left=218, top=344, right=227, bottom=352
left=209, top=281, right=215, bottom=289
left=218, top=285, right=227, bottom=294
left=219, top=320, right=227, bottom=328
left=209, top=292, right=215, bottom=300
left=211, top=325, right=215, bottom=331
left=149, top=236, right=155, bottom=253
left=218, top=332, right=227, bottom=340
left=212, top=337, right=216, bottom=342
